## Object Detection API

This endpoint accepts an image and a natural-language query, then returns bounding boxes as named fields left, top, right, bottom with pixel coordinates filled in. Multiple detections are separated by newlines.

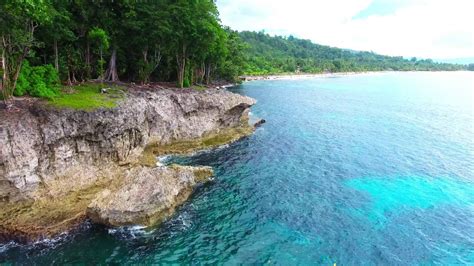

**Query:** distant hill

left=239, top=31, right=467, bottom=75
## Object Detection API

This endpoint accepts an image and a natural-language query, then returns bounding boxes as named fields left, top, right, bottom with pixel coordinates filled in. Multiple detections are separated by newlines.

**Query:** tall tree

left=101, top=1, right=134, bottom=82
left=165, top=0, right=220, bottom=87
left=0, top=0, right=53, bottom=104
left=130, top=2, right=169, bottom=84
left=88, top=27, right=109, bottom=79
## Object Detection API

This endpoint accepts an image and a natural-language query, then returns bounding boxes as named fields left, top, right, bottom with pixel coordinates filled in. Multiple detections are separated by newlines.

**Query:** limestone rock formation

left=87, top=165, right=213, bottom=227
left=0, top=87, right=256, bottom=241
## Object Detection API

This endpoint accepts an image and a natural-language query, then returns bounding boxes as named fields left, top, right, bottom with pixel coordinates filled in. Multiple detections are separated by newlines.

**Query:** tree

left=164, top=1, right=194, bottom=88
left=39, top=2, right=74, bottom=73
left=131, top=2, right=168, bottom=84
left=0, top=0, right=53, bottom=104
left=217, top=28, right=246, bottom=82
left=164, top=0, right=221, bottom=88
left=88, top=27, right=109, bottom=79
left=3, top=1, right=463, bottom=98
left=204, top=28, right=227, bottom=84
left=237, top=31, right=466, bottom=75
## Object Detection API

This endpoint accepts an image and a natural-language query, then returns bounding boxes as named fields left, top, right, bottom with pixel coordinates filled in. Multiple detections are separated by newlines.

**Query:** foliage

left=217, top=29, right=247, bottom=82
left=0, top=0, right=54, bottom=100
left=1, top=0, right=467, bottom=104
left=239, top=31, right=467, bottom=75
left=183, top=78, right=191, bottom=88
left=5, top=0, right=238, bottom=89
left=14, top=61, right=59, bottom=99
left=49, top=83, right=124, bottom=110
left=88, top=27, right=110, bottom=51
left=88, top=27, right=110, bottom=77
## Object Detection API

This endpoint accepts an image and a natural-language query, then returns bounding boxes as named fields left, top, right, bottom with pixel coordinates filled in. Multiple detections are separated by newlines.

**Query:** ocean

left=1, top=72, right=473, bottom=264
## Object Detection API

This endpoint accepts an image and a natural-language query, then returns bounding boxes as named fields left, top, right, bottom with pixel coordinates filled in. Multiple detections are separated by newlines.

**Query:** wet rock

left=254, top=119, right=266, bottom=128
left=87, top=165, right=212, bottom=227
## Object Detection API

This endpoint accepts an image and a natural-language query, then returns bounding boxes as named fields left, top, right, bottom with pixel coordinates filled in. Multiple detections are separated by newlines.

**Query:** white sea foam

left=108, top=225, right=156, bottom=239
left=0, top=241, right=17, bottom=253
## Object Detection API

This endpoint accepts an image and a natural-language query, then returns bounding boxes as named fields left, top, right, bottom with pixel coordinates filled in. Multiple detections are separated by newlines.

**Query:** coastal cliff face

left=0, top=88, right=255, bottom=241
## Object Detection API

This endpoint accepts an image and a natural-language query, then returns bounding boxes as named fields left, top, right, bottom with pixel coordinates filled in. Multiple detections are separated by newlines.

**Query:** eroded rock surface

left=0, top=87, right=256, bottom=241
left=87, top=165, right=213, bottom=227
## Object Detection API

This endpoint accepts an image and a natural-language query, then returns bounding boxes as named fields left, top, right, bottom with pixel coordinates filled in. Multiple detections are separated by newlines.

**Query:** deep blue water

left=1, top=72, right=474, bottom=265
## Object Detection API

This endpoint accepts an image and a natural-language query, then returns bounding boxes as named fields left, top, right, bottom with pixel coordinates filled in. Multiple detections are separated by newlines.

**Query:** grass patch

left=48, top=83, right=126, bottom=110
left=192, top=85, right=207, bottom=91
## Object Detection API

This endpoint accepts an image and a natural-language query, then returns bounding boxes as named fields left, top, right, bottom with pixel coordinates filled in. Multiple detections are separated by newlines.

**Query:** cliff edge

left=0, top=87, right=256, bottom=242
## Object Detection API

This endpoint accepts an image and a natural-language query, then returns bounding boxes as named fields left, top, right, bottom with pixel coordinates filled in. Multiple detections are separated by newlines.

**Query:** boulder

left=254, top=119, right=266, bottom=128
left=86, top=165, right=213, bottom=227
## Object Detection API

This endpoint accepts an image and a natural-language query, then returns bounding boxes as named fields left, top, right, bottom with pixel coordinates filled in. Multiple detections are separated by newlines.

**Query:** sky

left=216, top=0, right=474, bottom=60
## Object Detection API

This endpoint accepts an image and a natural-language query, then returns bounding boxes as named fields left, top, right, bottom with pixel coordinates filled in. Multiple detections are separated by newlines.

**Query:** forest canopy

left=0, top=0, right=469, bottom=102
left=0, top=0, right=246, bottom=101
left=239, top=31, right=468, bottom=75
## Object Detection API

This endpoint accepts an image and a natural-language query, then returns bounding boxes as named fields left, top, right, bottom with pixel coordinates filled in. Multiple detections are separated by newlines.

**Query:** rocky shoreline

left=0, top=86, right=257, bottom=243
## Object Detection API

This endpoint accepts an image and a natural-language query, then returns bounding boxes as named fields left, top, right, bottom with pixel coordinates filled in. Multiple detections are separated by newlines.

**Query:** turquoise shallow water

left=1, top=72, right=474, bottom=264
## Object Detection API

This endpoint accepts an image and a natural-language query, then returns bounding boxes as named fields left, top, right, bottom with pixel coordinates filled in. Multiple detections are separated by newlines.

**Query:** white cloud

left=217, top=0, right=474, bottom=59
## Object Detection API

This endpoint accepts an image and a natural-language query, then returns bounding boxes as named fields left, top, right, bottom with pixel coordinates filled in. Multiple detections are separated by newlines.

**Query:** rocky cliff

left=0, top=87, right=256, bottom=242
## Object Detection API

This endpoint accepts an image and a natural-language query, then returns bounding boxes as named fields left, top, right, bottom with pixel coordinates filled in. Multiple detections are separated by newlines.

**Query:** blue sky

left=216, top=0, right=474, bottom=59
left=352, top=0, right=412, bottom=19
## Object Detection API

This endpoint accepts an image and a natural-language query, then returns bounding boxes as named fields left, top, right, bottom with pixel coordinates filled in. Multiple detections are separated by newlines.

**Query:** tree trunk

left=1, top=21, right=37, bottom=103
left=176, top=44, right=186, bottom=88
left=86, top=40, right=91, bottom=78
left=205, top=63, right=212, bottom=85
left=67, top=68, right=72, bottom=86
left=98, top=48, right=104, bottom=79
left=200, top=63, right=205, bottom=83
left=1, top=39, right=6, bottom=100
left=141, top=49, right=148, bottom=85
left=176, top=54, right=185, bottom=88
left=11, top=53, right=25, bottom=91
left=54, top=39, right=59, bottom=71
left=105, top=48, right=119, bottom=82
left=72, top=71, right=77, bottom=83
left=140, top=47, right=161, bottom=85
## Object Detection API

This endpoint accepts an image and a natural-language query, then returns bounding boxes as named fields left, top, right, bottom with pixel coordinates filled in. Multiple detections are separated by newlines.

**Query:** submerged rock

left=87, top=165, right=213, bottom=227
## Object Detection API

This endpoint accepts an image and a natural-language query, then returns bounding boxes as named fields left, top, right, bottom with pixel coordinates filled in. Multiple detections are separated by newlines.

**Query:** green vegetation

left=0, top=1, right=469, bottom=105
left=49, top=83, right=125, bottom=110
left=14, top=61, right=59, bottom=99
left=239, top=31, right=467, bottom=75
left=0, top=0, right=245, bottom=103
left=192, top=85, right=207, bottom=91
left=0, top=0, right=54, bottom=101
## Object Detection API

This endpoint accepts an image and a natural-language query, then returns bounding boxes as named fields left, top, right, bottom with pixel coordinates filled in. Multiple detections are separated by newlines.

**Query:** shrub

left=14, top=61, right=32, bottom=97
left=14, top=61, right=60, bottom=99
left=183, top=78, right=190, bottom=88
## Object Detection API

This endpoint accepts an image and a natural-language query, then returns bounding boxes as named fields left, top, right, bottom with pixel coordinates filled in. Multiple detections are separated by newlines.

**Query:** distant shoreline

left=239, top=70, right=471, bottom=82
